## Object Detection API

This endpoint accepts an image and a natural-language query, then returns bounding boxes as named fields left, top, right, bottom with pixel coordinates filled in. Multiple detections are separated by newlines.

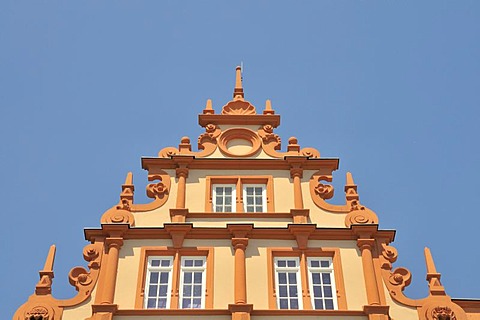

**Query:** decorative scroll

left=379, top=243, right=468, bottom=320
left=14, top=241, right=104, bottom=320
left=344, top=201, right=378, bottom=227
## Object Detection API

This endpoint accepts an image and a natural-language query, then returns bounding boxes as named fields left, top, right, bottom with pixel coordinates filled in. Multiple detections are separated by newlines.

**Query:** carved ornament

left=15, top=241, right=104, bottom=320
left=378, top=243, right=468, bottom=319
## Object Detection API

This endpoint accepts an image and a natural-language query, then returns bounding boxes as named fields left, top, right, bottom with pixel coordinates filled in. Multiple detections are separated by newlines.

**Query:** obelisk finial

left=233, top=65, right=244, bottom=100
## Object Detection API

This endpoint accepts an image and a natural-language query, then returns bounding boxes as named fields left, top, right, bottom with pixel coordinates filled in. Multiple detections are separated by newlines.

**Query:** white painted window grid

left=243, top=184, right=266, bottom=213
left=274, top=257, right=303, bottom=310
left=212, top=184, right=236, bottom=212
left=307, top=257, right=338, bottom=310
left=144, top=256, right=174, bottom=309
left=179, top=256, right=207, bottom=309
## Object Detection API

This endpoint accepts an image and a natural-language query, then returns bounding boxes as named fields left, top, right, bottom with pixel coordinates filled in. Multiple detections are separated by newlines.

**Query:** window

left=274, top=257, right=302, bottom=309
left=144, top=257, right=174, bottom=309
left=213, top=184, right=236, bottom=212
left=268, top=249, right=346, bottom=310
left=137, top=247, right=213, bottom=310
left=179, top=257, right=207, bottom=309
left=206, top=176, right=274, bottom=213
left=243, top=184, right=266, bottom=212
left=307, top=257, right=337, bottom=310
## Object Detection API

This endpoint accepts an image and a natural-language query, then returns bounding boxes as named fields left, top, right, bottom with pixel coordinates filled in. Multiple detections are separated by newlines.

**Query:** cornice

left=142, top=157, right=339, bottom=172
left=198, top=114, right=281, bottom=127
left=84, top=223, right=396, bottom=242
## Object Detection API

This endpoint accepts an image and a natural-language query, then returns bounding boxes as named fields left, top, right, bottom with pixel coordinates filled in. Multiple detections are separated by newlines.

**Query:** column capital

left=227, top=224, right=253, bottom=238
left=232, top=238, right=249, bottom=250
left=105, top=237, right=124, bottom=250
left=176, top=167, right=189, bottom=179
left=357, top=238, right=375, bottom=251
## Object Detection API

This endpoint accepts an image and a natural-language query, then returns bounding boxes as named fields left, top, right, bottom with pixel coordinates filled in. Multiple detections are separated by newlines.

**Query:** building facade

left=15, top=67, right=480, bottom=320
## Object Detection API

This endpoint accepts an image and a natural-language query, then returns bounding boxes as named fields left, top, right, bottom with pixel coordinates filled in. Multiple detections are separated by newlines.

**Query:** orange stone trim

left=232, top=238, right=249, bottom=304
left=135, top=246, right=214, bottom=310
left=267, top=247, right=347, bottom=310
left=85, top=224, right=396, bottom=243
left=14, top=240, right=105, bottom=320
left=205, top=175, right=274, bottom=213
left=217, top=127, right=262, bottom=158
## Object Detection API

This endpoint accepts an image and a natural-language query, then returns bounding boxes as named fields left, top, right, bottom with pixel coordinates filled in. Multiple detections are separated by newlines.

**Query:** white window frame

left=242, top=184, right=267, bottom=213
left=274, top=257, right=303, bottom=310
left=144, top=256, right=174, bottom=309
left=212, top=184, right=236, bottom=212
left=307, top=257, right=338, bottom=310
left=179, top=256, right=207, bottom=309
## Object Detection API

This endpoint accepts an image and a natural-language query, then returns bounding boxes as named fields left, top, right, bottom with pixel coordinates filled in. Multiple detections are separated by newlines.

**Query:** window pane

left=159, top=285, right=168, bottom=296
left=184, top=260, right=194, bottom=267
left=148, top=285, right=158, bottom=297
left=279, top=285, right=287, bottom=297
left=225, top=187, right=232, bottom=195
left=247, top=197, right=254, bottom=205
left=225, top=197, right=232, bottom=205
left=279, top=299, right=289, bottom=309
left=194, top=272, right=202, bottom=283
left=277, top=260, right=286, bottom=267
left=278, top=272, right=287, bottom=284
left=161, top=260, right=170, bottom=267
left=192, top=298, right=202, bottom=308
left=150, top=272, right=159, bottom=283
left=289, top=285, right=298, bottom=297
left=320, top=260, right=329, bottom=268
left=160, top=272, right=169, bottom=283
left=314, top=299, right=324, bottom=309
left=151, top=259, right=161, bottom=267
left=290, top=298, right=299, bottom=309
left=194, top=260, right=203, bottom=267
left=325, top=299, right=334, bottom=309
left=225, top=205, right=232, bottom=212
left=322, top=273, right=331, bottom=284
left=310, top=260, right=319, bottom=267
left=157, top=299, right=167, bottom=308
left=215, top=198, right=223, bottom=205
left=147, top=298, right=156, bottom=308
left=194, top=285, right=202, bottom=296
left=246, top=188, right=253, bottom=195
left=324, top=285, right=333, bottom=297
left=182, top=299, right=191, bottom=308
left=184, top=272, right=192, bottom=283
left=287, top=260, right=296, bottom=267
left=288, top=272, right=297, bottom=284
left=183, top=285, right=191, bottom=296
left=312, top=273, right=321, bottom=284
left=313, top=286, right=322, bottom=297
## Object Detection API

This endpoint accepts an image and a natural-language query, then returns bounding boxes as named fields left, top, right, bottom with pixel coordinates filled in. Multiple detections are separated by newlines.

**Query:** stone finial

left=233, top=66, right=244, bottom=100
left=424, top=247, right=446, bottom=296
left=263, top=99, right=275, bottom=115
left=203, top=99, right=215, bottom=114
left=35, top=245, right=56, bottom=295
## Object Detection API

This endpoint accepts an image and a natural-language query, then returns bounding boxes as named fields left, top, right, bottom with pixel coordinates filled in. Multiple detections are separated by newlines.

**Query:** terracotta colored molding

left=357, top=238, right=381, bottom=306
left=117, top=309, right=231, bottom=315
left=142, top=157, right=339, bottom=171
left=85, top=224, right=396, bottom=243
left=286, top=156, right=307, bottom=210
left=288, top=224, right=316, bottom=249
left=170, top=208, right=188, bottom=223
left=175, top=167, right=189, bottom=209
left=100, top=237, right=124, bottom=305
left=229, top=303, right=254, bottom=320
left=199, top=114, right=281, bottom=127
left=232, top=238, right=249, bottom=304
left=378, top=242, right=469, bottom=320
left=217, top=127, right=262, bottom=157
left=14, top=241, right=104, bottom=320
left=164, top=223, right=192, bottom=248
left=291, top=209, right=310, bottom=224
left=251, top=309, right=365, bottom=316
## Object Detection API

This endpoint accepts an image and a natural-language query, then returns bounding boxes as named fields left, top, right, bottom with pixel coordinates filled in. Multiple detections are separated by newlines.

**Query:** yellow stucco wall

left=62, top=289, right=97, bottom=320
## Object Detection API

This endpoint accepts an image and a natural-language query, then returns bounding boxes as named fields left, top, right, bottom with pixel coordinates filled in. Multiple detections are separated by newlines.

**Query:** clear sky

left=2, top=1, right=480, bottom=317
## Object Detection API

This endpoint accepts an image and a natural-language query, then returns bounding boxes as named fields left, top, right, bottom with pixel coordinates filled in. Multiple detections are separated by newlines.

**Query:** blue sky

left=2, top=1, right=480, bottom=317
